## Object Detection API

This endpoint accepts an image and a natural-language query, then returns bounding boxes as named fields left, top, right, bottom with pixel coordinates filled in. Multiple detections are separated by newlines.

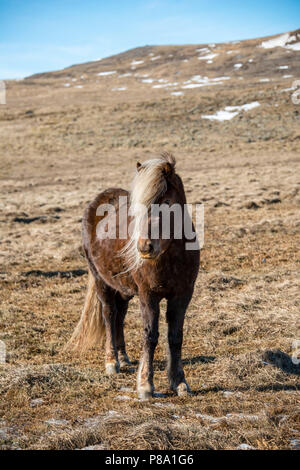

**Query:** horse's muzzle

left=137, top=239, right=157, bottom=259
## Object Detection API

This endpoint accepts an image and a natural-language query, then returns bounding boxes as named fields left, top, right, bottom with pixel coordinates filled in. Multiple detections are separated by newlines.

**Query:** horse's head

left=124, top=152, right=186, bottom=269
left=136, top=176, right=184, bottom=260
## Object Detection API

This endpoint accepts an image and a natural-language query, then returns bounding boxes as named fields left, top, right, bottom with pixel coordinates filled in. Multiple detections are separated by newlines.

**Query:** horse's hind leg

left=94, top=279, right=120, bottom=375
left=115, top=294, right=131, bottom=367
left=166, top=294, right=193, bottom=396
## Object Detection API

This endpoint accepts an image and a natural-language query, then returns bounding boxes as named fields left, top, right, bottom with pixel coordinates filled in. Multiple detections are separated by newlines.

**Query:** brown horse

left=65, top=152, right=200, bottom=399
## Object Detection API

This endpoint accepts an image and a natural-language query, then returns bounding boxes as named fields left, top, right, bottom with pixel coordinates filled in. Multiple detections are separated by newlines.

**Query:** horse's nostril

left=147, top=241, right=153, bottom=253
left=138, top=239, right=154, bottom=254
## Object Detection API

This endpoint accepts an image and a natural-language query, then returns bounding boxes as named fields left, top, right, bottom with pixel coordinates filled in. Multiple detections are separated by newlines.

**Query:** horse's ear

left=162, top=162, right=174, bottom=178
left=161, top=151, right=176, bottom=168
left=136, top=162, right=142, bottom=172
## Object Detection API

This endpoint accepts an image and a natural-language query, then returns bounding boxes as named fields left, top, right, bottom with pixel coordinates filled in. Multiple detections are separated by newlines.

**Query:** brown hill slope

left=5, top=28, right=300, bottom=107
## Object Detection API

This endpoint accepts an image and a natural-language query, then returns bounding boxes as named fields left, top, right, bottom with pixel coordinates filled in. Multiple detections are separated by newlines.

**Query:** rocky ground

left=0, top=29, right=299, bottom=450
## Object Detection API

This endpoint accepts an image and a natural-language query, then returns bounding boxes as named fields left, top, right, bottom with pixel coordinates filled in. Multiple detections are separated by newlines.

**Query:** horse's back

left=82, top=188, right=137, bottom=296
left=82, top=187, right=128, bottom=242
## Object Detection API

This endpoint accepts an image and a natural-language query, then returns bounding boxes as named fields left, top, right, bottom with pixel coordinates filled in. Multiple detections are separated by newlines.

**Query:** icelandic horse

left=65, top=153, right=200, bottom=399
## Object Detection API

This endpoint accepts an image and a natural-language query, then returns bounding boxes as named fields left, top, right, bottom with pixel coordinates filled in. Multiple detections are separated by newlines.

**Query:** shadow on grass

left=262, top=349, right=300, bottom=376
left=183, top=355, right=216, bottom=365
left=154, top=355, right=216, bottom=371
left=193, top=383, right=300, bottom=395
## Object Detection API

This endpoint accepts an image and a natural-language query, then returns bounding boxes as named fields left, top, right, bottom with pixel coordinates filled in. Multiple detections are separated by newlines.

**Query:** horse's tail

left=64, top=269, right=105, bottom=352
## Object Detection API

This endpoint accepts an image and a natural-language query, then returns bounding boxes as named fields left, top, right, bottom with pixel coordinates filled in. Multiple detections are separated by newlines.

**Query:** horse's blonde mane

left=121, top=152, right=176, bottom=272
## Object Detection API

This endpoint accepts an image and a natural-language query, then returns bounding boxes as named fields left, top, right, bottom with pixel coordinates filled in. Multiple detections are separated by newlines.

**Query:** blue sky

left=1, top=0, right=299, bottom=79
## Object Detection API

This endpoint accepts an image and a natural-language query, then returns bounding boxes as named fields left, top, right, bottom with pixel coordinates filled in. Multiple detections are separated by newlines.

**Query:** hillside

left=0, top=30, right=300, bottom=450
left=7, top=29, right=300, bottom=100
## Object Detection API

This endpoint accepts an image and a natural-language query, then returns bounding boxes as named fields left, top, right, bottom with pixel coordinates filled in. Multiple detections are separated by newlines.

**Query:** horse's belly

left=92, top=239, right=138, bottom=297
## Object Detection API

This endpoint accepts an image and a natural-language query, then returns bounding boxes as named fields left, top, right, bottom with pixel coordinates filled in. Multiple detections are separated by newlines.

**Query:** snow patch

left=131, top=60, right=144, bottom=66
left=234, top=63, right=243, bottom=69
left=210, top=76, right=231, bottom=81
left=226, top=102, right=260, bottom=112
left=181, top=75, right=230, bottom=89
left=196, top=47, right=210, bottom=54
left=260, top=32, right=300, bottom=51
left=202, top=109, right=239, bottom=121
left=261, top=33, right=290, bottom=49
left=237, top=444, right=256, bottom=450
left=288, top=42, right=300, bottom=51
left=182, top=83, right=220, bottom=89
left=97, top=71, right=116, bottom=76
left=153, top=82, right=178, bottom=88
left=202, top=101, right=260, bottom=121
left=198, top=53, right=218, bottom=61
left=80, top=445, right=106, bottom=450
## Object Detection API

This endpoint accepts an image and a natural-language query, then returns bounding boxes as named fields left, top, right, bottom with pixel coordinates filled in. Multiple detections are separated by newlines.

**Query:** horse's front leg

left=166, top=294, right=193, bottom=396
left=137, top=293, right=160, bottom=399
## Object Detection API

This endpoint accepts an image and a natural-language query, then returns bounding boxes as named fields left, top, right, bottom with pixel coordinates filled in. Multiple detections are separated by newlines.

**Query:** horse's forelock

left=161, top=151, right=176, bottom=168
left=122, top=152, right=176, bottom=271
left=131, top=157, right=170, bottom=209
left=121, top=155, right=176, bottom=272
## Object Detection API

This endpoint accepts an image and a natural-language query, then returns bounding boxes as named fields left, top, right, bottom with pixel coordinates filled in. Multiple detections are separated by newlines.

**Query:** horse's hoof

left=176, top=382, right=191, bottom=397
left=137, top=384, right=153, bottom=400
left=119, top=354, right=132, bottom=368
left=138, top=389, right=153, bottom=400
left=105, top=362, right=120, bottom=375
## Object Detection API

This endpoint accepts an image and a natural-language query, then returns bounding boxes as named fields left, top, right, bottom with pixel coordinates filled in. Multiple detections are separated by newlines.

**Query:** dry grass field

left=0, top=30, right=300, bottom=450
